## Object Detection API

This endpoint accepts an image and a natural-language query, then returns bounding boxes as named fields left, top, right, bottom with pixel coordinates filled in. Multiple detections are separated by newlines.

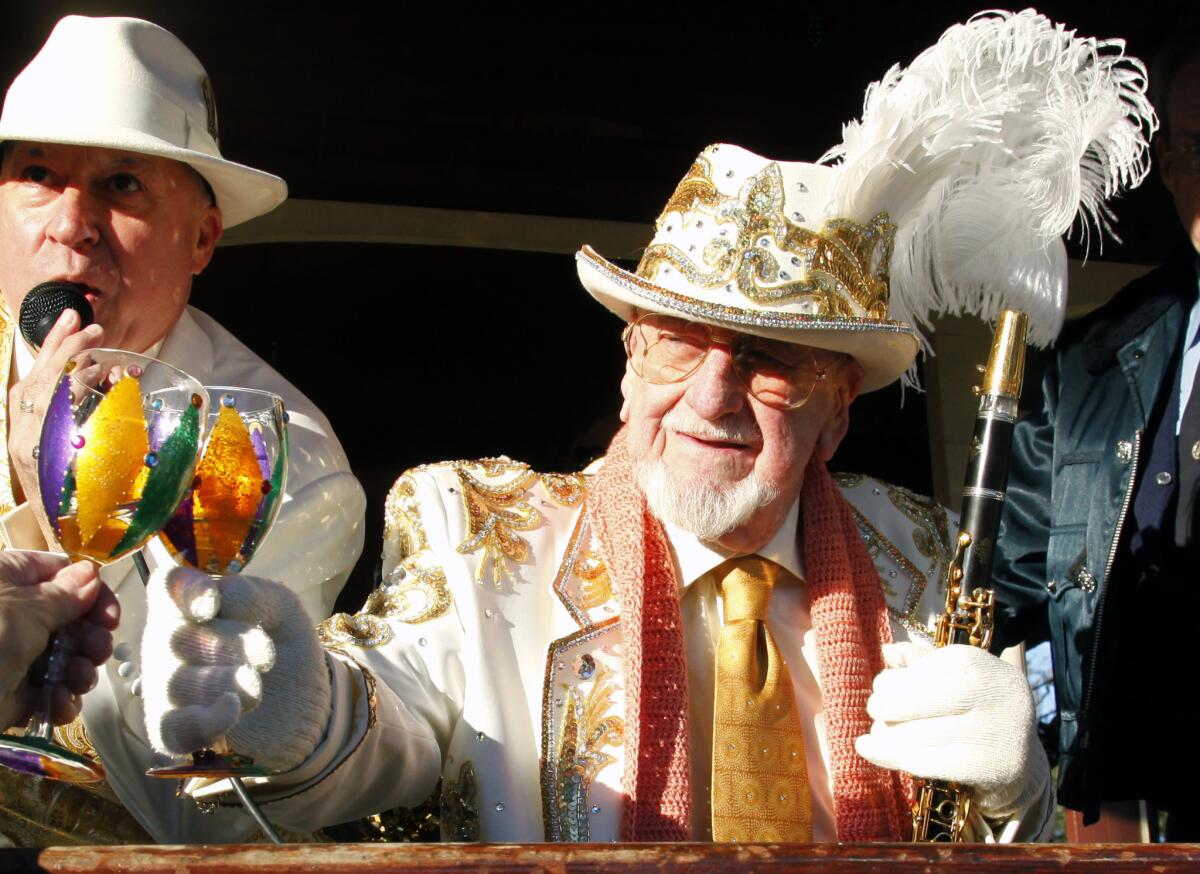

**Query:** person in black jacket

left=992, top=21, right=1200, bottom=839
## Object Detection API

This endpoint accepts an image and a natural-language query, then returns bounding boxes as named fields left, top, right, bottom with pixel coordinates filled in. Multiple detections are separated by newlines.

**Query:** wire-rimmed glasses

left=622, top=313, right=842, bottom=410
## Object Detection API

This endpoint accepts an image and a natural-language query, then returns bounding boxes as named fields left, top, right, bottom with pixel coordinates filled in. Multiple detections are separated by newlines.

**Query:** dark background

left=1, top=2, right=1190, bottom=610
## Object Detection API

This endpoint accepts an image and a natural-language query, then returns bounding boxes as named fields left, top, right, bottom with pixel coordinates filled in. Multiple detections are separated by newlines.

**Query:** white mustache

left=662, top=407, right=759, bottom=444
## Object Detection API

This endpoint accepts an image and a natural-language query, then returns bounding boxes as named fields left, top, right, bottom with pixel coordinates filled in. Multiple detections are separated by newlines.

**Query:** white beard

left=634, top=458, right=780, bottom=542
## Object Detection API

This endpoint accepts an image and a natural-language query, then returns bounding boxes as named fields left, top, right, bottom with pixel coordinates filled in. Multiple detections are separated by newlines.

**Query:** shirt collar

left=664, top=497, right=804, bottom=587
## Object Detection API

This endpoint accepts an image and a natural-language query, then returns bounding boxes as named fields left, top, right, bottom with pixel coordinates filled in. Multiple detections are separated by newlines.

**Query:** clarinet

left=911, top=309, right=1028, bottom=842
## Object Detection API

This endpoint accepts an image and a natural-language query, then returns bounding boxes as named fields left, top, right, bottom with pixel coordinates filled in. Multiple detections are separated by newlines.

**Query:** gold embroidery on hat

left=659, top=157, right=724, bottom=223
left=638, top=160, right=894, bottom=319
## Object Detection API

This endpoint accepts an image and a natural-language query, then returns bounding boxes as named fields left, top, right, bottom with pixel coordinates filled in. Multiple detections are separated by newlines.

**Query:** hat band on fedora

left=581, top=246, right=914, bottom=335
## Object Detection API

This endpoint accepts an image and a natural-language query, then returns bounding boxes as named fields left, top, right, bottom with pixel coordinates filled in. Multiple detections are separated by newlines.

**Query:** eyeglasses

left=1168, top=134, right=1200, bottom=176
left=622, top=313, right=842, bottom=410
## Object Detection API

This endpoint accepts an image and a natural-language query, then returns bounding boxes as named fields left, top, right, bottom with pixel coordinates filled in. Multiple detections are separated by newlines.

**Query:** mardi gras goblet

left=0, top=349, right=207, bottom=782
left=145, top=386, right=288, bottom=782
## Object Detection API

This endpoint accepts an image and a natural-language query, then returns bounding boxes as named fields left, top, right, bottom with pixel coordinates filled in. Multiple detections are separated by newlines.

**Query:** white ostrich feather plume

left=822, top=8, right=1157, bottom=354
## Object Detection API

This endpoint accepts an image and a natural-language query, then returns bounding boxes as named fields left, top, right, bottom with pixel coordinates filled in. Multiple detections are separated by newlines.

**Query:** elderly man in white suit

left=0, top=16, right=365, bottom=845
left=140, top=143, right=1055, bottom=844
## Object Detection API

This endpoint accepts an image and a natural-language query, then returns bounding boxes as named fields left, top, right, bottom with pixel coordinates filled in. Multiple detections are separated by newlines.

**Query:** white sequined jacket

left=236, top=458, right=1053, bottom=843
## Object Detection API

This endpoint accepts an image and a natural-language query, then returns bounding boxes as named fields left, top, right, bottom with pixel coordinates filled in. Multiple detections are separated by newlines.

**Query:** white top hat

left=579, top=11, right=1159, bottom=395
left=577, top=144, right=919, bottom=393
left=0, top=15, right=287, bottom=228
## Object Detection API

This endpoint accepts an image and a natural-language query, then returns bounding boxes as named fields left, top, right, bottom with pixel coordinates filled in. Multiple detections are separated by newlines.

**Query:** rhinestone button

left=1115, top=441, right=1133, bottom=464
left=1156, top=471, right=1173, bottom=486
left=574, top=653, right=596, bottom=680
left=1077, top=568, right=1097, bottom=593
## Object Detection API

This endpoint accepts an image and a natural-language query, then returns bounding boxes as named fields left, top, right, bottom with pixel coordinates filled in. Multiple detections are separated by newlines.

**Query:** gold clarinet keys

left=712, top=556, right=812, bottom=842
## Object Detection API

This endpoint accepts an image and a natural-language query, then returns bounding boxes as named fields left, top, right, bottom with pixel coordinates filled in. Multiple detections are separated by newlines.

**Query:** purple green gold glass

left=0, top=351, right=208, bottom=783
left=147, top=386, right=288, bottom=782
left=157, top=387, right=289, bottom=576
left=38, top=350, right=208, bottom=565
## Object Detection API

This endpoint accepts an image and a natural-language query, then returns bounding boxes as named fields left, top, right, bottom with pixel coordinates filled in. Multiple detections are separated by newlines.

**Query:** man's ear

left=191, top=205, right=223, bottom=276
left=813, top=359, right=863, bottom=462
left=619, top=365, right=634, bottom=424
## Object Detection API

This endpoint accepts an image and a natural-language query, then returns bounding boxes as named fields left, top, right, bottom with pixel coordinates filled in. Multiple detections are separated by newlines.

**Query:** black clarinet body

left=911, top=310, right=1027, bottom=841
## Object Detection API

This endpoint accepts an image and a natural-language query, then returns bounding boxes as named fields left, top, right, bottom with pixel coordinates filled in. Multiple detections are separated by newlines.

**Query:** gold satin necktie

left=712, top=556, right=813, bottom=842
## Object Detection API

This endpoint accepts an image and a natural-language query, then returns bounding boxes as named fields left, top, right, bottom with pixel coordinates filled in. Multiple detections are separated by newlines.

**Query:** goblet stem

left=132, top=550, right=151, bottom=584
left=137, top=553, right=284, bottom=843
left=25, top=629, right=72, bottom=742
left=230, top=778, right=283, bottom=844
left=0, top=615, right=104, bottom=781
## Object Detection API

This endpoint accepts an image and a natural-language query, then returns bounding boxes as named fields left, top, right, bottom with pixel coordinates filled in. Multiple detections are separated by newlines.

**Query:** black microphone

left=18, top=281, right=95, bottom=350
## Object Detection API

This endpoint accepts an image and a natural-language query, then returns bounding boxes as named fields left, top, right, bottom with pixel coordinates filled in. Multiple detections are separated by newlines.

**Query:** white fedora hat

left=576, top=144, right=919, bottom=393
left=0, top=15, right=286, bottom=228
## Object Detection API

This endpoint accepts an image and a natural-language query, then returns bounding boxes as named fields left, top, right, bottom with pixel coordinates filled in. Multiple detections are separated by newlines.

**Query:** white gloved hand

left=855, top=641, right=1049, bottom=820
left=142, top=566, right=331, bottom=772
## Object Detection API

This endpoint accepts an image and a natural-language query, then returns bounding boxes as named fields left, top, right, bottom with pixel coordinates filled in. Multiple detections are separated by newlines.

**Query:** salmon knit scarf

left=589, top=427, right=912, bottom=841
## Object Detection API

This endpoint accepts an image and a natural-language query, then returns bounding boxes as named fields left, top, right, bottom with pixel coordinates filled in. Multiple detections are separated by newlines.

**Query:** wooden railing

left=4, top=843, right=1200, bottom=873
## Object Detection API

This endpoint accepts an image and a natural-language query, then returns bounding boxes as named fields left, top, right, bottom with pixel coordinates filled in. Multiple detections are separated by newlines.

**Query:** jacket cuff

left=187, top=650, right=370, bottom=802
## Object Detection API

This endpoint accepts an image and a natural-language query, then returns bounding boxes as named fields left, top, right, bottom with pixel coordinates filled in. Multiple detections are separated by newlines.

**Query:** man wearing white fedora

left=0, top=17, right=365, bottom=845
left=137, top=10, right=1156, bottom=845
left=140, top=141, right=1054, bottom=844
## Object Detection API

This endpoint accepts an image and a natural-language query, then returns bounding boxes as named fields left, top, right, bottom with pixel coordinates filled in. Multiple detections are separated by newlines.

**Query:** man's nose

left=46, top=187, right=100, bottom=250
left=684, top=345, right=746, bottom=418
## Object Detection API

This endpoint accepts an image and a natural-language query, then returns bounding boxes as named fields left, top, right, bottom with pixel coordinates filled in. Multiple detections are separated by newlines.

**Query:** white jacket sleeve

left=190, top=466, right=468, bottom=831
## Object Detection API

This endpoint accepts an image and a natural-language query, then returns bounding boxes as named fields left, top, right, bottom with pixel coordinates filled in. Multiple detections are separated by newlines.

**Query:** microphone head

left=18, top=282, right=95, bottom=350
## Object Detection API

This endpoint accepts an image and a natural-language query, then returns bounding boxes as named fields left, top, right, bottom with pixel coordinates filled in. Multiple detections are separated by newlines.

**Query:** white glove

left=855, top=641, right=1049, bottom=820
left=142, top=566, right=331, bottom=772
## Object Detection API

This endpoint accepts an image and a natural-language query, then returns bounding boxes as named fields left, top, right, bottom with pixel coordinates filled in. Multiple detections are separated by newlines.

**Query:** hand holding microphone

left=18, top=282, right=95, bottom=351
